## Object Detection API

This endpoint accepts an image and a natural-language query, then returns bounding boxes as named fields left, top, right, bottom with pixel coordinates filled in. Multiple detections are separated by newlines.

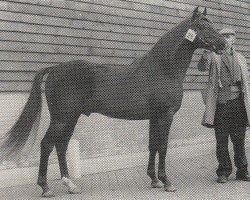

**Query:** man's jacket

left=198, top=50, right=250, bottom=128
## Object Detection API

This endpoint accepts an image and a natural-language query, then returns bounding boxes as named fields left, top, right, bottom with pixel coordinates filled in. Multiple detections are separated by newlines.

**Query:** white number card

left=185, top=29, right=197, bottom=42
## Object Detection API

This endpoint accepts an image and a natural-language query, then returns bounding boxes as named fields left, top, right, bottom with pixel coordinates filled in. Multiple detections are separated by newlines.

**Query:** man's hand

left=197, top=50, right=211, bottom=72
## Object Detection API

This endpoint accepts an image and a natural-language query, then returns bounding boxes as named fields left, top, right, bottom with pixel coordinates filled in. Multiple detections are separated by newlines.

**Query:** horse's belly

left=88, top=93, right=151, bottom=120
left=99, top=106, right=151, bottom=120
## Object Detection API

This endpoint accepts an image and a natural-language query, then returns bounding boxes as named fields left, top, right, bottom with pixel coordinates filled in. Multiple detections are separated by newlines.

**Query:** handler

left=197, top=28, right=250, bottom=183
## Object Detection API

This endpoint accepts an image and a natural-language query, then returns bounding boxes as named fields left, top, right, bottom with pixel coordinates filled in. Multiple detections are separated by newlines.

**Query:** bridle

left=184, top=15, right=221, bottom=52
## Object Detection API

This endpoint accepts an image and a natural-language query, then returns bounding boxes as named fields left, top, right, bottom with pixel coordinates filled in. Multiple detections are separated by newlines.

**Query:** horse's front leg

left=147, top=118, right=162, bottom=188
left=156, top=110, right=177, bottom=192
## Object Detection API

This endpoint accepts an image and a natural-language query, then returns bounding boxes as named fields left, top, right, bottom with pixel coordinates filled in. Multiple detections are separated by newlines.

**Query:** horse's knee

left=158, top=148, right=167, bottom=156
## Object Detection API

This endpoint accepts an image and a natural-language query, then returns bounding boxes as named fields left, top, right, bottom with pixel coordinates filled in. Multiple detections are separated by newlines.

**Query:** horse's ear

left=203, top=7, right=207, bottom=16
left=192, top=6, right=199, bottom=21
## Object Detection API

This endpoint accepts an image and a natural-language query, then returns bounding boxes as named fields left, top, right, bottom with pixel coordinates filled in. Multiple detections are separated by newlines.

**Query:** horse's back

left=42, top=59, right=150, bottom=119
left=42, top=58, right=183, bottom=120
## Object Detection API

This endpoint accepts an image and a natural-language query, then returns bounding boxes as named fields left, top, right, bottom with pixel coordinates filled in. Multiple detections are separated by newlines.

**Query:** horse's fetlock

left=158, top=174, right=167, bottom=184
left=37, top=176, right=46, bottom=185
left=37, top=181, right=50, bottom=194
left=147, top=170, right=156, bottom=179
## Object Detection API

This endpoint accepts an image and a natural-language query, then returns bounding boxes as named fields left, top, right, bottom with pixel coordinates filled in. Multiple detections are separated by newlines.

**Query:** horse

left=0, top=7, right=225, bottom=197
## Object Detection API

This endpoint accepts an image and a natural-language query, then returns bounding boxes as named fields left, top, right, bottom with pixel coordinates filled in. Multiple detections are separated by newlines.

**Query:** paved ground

left=1, top=146, right=250, bottom=200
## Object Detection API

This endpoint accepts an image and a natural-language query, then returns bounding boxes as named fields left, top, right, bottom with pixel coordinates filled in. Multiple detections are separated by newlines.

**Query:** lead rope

left=214, top=53, right=223, bottom=88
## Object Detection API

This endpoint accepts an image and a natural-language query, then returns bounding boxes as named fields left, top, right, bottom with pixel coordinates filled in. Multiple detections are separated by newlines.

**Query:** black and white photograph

left=0, top=0, right=249, bottom=199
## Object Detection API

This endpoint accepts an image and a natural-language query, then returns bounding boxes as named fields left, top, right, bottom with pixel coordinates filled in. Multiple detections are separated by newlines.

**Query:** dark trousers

left=214, top=94, right=248, bottom=177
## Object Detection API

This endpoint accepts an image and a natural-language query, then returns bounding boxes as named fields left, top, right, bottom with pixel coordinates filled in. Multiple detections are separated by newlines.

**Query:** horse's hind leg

left=56, top=142, right=81, bottom=194
left=37, top=124, right=57, bottom=197
left=37, top=117, right=81, bottom=197
left=54, top=120, right=81, bottom=194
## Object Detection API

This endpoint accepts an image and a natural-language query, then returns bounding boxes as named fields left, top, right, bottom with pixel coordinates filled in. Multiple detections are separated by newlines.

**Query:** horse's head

left=186, top=7, right=226, bottom=54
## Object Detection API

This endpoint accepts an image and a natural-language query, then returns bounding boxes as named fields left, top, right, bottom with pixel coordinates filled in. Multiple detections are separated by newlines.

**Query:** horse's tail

left=0, top=67, right=50, bottom=162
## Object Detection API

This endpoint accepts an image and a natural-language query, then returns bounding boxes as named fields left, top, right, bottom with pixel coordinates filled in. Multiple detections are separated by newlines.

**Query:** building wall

left=0, top=0, right=249, bottom=91
left=0, top=0, right=249, bottom=168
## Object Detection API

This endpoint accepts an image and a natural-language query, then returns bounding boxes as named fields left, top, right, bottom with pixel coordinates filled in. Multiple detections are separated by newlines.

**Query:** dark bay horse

left=0, top=7, right=225, bottom=197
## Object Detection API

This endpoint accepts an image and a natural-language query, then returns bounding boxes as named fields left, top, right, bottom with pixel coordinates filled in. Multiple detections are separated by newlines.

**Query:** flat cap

left=219, top=28, right=236, bottom=35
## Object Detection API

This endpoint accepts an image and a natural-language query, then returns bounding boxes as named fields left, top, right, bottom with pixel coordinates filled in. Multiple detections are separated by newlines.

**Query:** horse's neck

left=171, top=41, right=195, bottom=80
left=148, top=20, right=194, bottom=81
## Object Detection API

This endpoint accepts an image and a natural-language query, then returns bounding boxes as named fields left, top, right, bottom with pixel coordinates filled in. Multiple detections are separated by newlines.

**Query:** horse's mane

left=128, top=17, right=192, bottom=76
left=151, top=18, right=191, bottom=56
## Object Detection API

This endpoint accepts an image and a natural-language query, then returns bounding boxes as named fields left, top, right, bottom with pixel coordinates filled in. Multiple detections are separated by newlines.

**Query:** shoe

left=41, top=190, right=55, bottom=198
left=164, top=185, right=177, bottom=192
left=236, top=173, right=250, bottom=181
left=217, top=175, right=228, bottom=183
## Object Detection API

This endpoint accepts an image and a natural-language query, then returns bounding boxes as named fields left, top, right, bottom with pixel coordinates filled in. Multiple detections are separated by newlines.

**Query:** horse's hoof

left=164, top=185, right=177, bottom=192
left=62, top=177, right=81, bottom=194
left=68, top=187, right=82, bottom=194
left=151, top=180, right=162, bottom=188
left=41, top=190, right=55, bottom=198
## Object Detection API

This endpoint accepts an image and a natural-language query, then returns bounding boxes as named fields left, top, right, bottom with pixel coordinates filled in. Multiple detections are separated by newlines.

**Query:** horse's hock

left=0, top=0, right=249, bottom=189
